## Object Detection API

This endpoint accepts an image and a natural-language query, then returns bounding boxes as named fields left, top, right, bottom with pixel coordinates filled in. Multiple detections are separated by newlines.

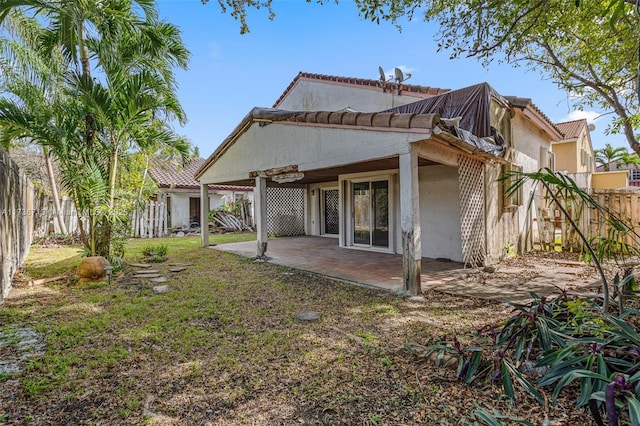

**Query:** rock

left=153, top=285, right=170, bottom=294
left=150, top=277, right=168, bottom=283
left=408, top=296, right=426, bottom=303
left=134, top=273, right=163, bottom=279
left=294, top=311, right=321, bottom=322
left=175, top=231, right=185, bottom=237
left=483, top=266, right=497, bottom=273
left=77, top=256, right=110, bottom=280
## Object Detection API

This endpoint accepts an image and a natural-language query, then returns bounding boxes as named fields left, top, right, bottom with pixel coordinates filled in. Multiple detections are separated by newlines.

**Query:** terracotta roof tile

left=272, top=71, right=450, bottom=108
left=555, top=119, right=587, bottom=139
left=149, top=158, right=252, bottom=192
left=195, top=108, right=443, bottom=179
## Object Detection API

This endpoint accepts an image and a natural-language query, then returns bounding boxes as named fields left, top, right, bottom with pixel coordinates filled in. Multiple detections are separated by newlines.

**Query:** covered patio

left=212, top=236, right=601, bottom=302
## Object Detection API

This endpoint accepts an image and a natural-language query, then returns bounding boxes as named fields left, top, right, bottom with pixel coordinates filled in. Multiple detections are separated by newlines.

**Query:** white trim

left=341, top=173, right=395, bottom=253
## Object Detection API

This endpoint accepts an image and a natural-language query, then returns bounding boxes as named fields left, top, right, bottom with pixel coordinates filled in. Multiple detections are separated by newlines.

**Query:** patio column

left=200, top=183, right=209, bottom=247
left=399, top=147, right=422, bottom=296
left=255, top=176, right=268, bottom=257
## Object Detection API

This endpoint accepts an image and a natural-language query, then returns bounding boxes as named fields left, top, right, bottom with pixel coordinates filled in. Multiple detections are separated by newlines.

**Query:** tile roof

left=195, top=107, right=500, bottom=180
left=149, top=157, right=252, bottom=192
left=555, top=119, right=587, bottom=139
left=503, top=96, right=563, bottom=139
left=272, top=71, right=450, bottom=108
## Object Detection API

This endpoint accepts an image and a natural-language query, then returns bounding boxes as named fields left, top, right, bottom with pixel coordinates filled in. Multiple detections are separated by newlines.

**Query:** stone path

left=128, top=262, right=191, bottom=295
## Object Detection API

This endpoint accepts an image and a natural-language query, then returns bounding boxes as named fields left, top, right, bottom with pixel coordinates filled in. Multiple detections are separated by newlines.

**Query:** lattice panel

left=458, top=155, right=486, bottom=267
left=266, top=187, right=305, bottom=237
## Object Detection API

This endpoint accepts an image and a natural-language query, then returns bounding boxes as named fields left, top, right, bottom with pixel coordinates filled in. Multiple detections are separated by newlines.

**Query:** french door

left=352, top=180, right=389, bottom=248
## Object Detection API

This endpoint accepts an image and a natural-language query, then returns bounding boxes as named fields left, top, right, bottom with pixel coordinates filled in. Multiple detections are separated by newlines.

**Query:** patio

left=213, top=236, right=602, bottom=303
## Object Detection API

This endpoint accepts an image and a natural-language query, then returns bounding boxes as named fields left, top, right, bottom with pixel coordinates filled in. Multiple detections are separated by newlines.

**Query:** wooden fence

left=131, top=201, right=168, bottom=238
left=531, top=189, right=640, bottom=252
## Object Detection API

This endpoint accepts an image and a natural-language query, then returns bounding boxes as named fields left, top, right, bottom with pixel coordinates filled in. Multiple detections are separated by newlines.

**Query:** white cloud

left=560, top=110, right=602, bottom=124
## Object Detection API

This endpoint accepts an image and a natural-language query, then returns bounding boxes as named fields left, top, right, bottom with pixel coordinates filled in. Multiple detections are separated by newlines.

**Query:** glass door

left=352, top=180, right=389, bottom=248
left=353, top=182, right=370, bottom=245
left=372, top=181, right=389, bottom=247
left=322, top=189, right=339, bottom=235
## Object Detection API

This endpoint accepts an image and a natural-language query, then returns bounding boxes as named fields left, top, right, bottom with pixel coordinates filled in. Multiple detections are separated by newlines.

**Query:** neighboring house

left=143, top=158, right=253, bottom=235
left=196, top=72, right=562, bottom=294
left=553, top=119, right=595, bottom=173
left=551, top=119, right=596, bottom=189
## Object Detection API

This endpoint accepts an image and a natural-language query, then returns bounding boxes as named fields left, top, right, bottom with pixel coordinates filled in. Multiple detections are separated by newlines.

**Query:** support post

left=255, top=176, right=268, bottom=257
left=399, top=147, right=422, bottom=296
left=200, top=183, right=209, bottom=247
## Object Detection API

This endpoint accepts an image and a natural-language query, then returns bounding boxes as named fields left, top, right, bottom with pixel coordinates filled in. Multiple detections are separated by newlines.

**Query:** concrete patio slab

left=213, top=236, right=601, bottom=303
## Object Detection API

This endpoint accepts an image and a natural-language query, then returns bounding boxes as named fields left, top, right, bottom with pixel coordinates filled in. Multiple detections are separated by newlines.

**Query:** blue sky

left=157, top=0, right=627, bottom=156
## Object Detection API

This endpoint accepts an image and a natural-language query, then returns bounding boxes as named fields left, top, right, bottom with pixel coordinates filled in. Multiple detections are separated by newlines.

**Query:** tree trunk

left=43, top=147, right=68, bottom=234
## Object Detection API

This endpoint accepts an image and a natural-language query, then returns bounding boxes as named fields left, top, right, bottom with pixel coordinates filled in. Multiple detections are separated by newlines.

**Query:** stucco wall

left=1, top=148, right=35, bottom=304
left=552, top=141, right=577, bottom=173
left=200, top=122, right=428, bottom=185
left=418, top=165, right=463, bottom=261
left=485, top=129, right=549, bottom=264
left=276, top=79, right=430, bottom=112
left=592, top=171, right=629, bottom=189
left=511, top=111, right=554, bottom=162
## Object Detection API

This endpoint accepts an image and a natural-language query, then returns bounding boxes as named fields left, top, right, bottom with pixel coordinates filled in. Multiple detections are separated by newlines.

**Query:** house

left=552, top=119, right=595, bottom=188
left=196, top=72, right=562, bottom=295
left=137, top=157, right=252, bottom=237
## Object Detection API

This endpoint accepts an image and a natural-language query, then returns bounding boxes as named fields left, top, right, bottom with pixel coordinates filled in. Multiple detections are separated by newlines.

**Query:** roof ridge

left=555, top=118, right=587, bottom=125
left=272, top=71, right=450, bottom=108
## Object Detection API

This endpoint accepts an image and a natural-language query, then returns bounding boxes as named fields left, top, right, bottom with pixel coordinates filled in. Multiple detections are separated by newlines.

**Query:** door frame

left=320, top=187, right=340, bottom=237
left=340, top=171, right=396, bottom=253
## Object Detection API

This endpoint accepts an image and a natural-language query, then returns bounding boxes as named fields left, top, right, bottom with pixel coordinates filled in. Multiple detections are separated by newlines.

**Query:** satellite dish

left=394, top=67, right=404, bottom=83
left=378, top=66, right=386, bottom=82
left=588, top=123, right=596, bottom=131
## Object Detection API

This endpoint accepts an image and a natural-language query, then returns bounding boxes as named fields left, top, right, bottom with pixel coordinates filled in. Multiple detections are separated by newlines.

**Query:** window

left=502, top=163, right=523, bottom=210
left=630, top=169, right=640, bottom=181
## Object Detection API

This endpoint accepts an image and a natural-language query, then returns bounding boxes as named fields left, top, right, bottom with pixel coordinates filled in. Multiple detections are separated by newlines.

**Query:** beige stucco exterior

left=275, top=77, right=441, bottom=112
left=198, top=75, right=563, bottom=293
left=592, top=171, right=629, bottom=189
left=551, top=122, right=595, bottom=174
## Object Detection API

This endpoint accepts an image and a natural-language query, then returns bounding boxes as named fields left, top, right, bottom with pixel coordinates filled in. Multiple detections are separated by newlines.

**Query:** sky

left=156, top=0, right=627, bottom=157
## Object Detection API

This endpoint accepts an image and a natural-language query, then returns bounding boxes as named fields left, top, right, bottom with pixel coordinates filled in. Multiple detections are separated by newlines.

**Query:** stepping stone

left=130, top=263, right=152, bottom=268
left=153, top=285, right=170, bottom=294
left=134, top=273, right=163, bottom=279
left=294, top=311, right=321, bottom=322
left=169, top=267, right=187, bottom=273
left=169, top=263, right=192, bottom=267
left=133, top=269, right=160, bottom=274
left=150, top=277, right=168, bottom=283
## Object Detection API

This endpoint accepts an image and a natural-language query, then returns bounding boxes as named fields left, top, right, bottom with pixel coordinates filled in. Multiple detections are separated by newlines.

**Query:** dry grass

left=0, top=236, right=593, bottom=425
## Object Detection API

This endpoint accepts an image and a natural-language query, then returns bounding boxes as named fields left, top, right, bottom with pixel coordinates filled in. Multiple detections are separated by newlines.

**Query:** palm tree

left=594, top=143, right=628, bottom=171
left=1, top=1, right=191, bottom=258
left=0, top=11, right=72, bottom=234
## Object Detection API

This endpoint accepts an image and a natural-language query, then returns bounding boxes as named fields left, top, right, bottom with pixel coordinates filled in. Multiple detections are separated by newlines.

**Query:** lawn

left=0, top=234, right=592, bottom=425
